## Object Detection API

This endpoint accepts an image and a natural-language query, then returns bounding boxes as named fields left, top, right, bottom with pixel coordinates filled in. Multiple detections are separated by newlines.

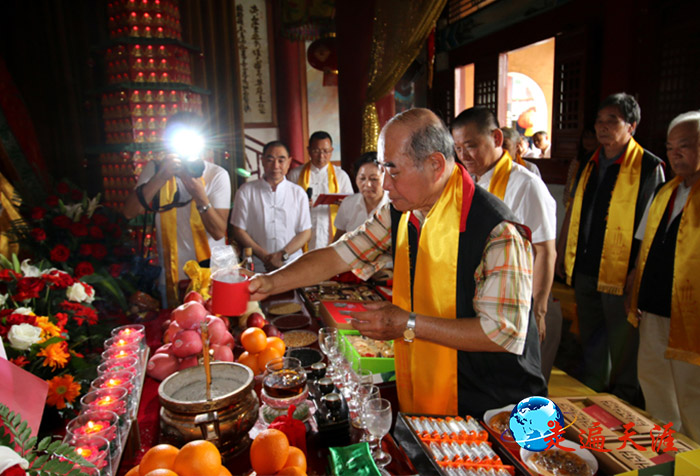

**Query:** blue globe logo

left=508, top=396, right=565, bottom=451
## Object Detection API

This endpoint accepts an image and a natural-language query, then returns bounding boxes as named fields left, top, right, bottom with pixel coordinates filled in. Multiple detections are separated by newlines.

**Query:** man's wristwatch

left=281, top=250, right=290, bottom=262
left=403, top=312, right=416, bottom=343
left=197, top=203, right=212, bottom=214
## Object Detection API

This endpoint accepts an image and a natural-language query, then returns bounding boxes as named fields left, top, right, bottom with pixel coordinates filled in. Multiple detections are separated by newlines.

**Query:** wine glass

left=353, top=383, right=380, bottom=437
left=364, top=398, right=392, bottom=467
left=318, top=327, right=339, bottom=376
left=324, top=334, right=346, bottom=386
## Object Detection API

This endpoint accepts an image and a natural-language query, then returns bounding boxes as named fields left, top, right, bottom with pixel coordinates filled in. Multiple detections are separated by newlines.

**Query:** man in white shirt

left=232, top=141, right=311, bottom=271
left=526, top=131, right=552, bottom=158
left=123, top=113, right=231, bottom=307
left=287, top=131, right=353, bottom=250
left=452, top=107, right=558, bottom=380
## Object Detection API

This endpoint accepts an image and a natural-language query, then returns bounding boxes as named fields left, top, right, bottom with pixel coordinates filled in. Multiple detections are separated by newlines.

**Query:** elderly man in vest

left=627, top=111, right=700, bottom=441
left=251, top=108, right=546, bottom=417
left=556, top=93, right=664, bottom=405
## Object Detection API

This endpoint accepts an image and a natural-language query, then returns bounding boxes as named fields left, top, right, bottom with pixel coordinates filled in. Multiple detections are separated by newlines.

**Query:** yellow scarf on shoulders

left=487, top=151, right=513, bottom=200
left=514, top=152, right=528, bottom=168
left=393, top=164, right=470, bottom=415
left=627, top=176, right=700, bottom=365
left=297, top=162, right=339, bottom=249
left=564, top=138, right=645, bottom=295
left=159, top=177, right=211, bottom=307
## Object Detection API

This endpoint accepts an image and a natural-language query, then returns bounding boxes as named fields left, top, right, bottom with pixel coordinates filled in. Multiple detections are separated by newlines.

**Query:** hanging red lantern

left=307, top=37, right=338, bottom=86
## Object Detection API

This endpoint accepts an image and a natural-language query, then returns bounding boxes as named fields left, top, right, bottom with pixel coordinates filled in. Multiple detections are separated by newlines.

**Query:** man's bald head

left=380, top=108, right=455, bottom=167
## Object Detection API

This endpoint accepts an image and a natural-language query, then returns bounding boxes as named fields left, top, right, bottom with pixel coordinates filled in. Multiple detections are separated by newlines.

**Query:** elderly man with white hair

left=627, top=110, right=700, bottom=441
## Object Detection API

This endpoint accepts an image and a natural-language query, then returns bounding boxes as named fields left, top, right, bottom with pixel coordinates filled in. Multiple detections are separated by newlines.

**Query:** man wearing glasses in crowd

left=288, top=131, right=353, bottom=250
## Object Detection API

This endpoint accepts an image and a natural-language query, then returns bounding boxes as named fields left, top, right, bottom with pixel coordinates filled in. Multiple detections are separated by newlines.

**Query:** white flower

left=7, top=323, right=42, bottom=351
left=86, top=195, right=101, bottom=218
left=82, top=282, right=95, bottom=303
left=0, top=293, right=7, bottom=307
left=66, top=283, right=89, bottom=302
left=20, top=259, right=41, bottom=277
left=14, top=307, right=34, bottom=315
left=63, top=203, right=83, bottom=221
left=0, top=446, right=29, bottom=472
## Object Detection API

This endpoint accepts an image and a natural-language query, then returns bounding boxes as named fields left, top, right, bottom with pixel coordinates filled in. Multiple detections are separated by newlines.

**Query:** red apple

left=184, top=290, right=204, bottom=304
left=147, top=353, right=179, bottom=381
left=220, top=331, right=234, bottom=349
left=246, top=312, right=267, bottom=329
left=262, top=323, right=282, bottom=338
left=172, top=301, right=208, bottom=330
left=154, top=343, right=173, bottom=356
left=178, top=355, right=199, bottom=370
left=211, top=344, right=234, bottom=362
left=205, top=315, right=229, bottom=345
left=172, top=329, right=203, bottom=358
left=204, top=298, right=213, bottom=313
left=163, top=320, right=182, bottom=344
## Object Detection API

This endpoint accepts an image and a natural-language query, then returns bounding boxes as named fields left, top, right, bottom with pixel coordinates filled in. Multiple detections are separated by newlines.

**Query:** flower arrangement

left=0, top=256, right=113, bottom=416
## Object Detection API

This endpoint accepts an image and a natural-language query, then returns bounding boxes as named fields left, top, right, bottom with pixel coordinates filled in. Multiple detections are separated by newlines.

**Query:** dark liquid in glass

left=263, top=369, right=306, bottom=398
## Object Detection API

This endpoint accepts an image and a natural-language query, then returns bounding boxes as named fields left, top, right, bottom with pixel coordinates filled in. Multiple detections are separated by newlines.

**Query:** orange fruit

left=218, top=466, right=233, bottom=476
left=143, top=471, right=179, bottom=476
left=275, top=466, right=307, bottom=476
left=257, top=345, right=283, bottom=370
left=250, top=428, right=290, bottom=475
left=237, top=350, right=260, bottom=375
left=266, top=336, right=286, bottom=355
left=284, top=446, right=307, bottom=472
left=125, top=466, right=140, bottom=476
left=172, top=440, right=222, bottom=476
left=241, top=327, right=267, bottom=353
left=139, top=444, right=179, bottom=475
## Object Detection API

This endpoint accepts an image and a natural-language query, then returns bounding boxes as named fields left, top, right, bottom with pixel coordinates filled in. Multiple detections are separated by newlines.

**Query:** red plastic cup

left=211, top=272, right=249, bottom=316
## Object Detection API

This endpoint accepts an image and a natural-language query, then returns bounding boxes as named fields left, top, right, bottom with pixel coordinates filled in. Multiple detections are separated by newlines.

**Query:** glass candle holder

left=111, top=324, right=145, bottom=346
left=62, top=434, right=112, bottom=476
left=90, top=371, right=138, bottom=419
left=101, top=346, right=142, bottom=375
left=104, top=336, right=147, bottom=364
left=80, top=388, right=130, bottom=426
left=97, top=355, right=141, bottom=379
left=66, top=410, right=122, bottom=457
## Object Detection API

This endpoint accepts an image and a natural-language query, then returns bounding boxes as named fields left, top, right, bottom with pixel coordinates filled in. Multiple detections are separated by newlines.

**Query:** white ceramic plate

left=483, top=403, right=516, bottom=427
left=520, top=438, right=598, bottom=476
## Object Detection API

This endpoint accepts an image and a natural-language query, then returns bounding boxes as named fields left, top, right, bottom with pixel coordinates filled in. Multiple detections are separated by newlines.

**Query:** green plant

left=0, top=402, right=95, bottom=475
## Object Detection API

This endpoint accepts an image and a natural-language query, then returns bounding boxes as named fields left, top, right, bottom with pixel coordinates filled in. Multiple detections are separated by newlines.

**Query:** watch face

left=403, top=328, right=415, bottom=341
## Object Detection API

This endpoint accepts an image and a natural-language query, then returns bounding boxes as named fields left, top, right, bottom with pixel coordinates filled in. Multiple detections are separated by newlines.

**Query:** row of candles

left=107, top=70, right=192, bottom=85
left=62, top=324, right=147, bottom=476
left=107, top=0, right=181, bottom=17
left=102, top=88, right=200, bottom=106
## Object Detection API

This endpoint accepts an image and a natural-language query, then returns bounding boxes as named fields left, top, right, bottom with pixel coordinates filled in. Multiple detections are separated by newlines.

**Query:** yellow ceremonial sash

left=487, top=151, right=513, bottom=201
left=627, top=177, right=700, bottom=365
left=297, top=162, right=340, bottom=249
left=514, top=152, right=528, bottom=168
left=564, top=139, right=645, bottom=295
left=159, top=177, right=211, bottom=307
left=393, top=164, right=464, bottom=415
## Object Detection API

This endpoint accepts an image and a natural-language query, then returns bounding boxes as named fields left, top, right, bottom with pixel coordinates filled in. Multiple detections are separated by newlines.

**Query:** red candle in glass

left=81, top=388, right=128, bottom=418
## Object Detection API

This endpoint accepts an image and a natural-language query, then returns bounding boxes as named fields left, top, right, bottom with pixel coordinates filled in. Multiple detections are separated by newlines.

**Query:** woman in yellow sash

left=627, top=111, right=700, bottom=442
left=555, top=93, right=665, bottom=406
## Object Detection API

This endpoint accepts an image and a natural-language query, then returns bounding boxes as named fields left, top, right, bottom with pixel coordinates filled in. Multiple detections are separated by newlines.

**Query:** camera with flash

left=164, top=121, right=206, bottom=178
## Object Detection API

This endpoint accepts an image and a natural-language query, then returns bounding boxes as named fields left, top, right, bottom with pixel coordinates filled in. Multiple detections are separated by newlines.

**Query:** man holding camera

left=123, top=113, right=231, bottom=307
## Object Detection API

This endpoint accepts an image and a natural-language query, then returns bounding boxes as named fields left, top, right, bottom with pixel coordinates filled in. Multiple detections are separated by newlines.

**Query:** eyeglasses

left=310, top=148, right=333, bottom=155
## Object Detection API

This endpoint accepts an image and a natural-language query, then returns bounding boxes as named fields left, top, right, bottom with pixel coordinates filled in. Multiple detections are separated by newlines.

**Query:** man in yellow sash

left=123, top=113, right=231, bottom=307
left=500, top=127, right=541, bottom=178
left=251, top=109, right=546, bottom=417
left=287, top=131, right=353, bottom=250
left=627, top=111, right=700, bottom=441
left=452, top=107, right=558, bottom=381
left=555, top=93, right=664, bottom=405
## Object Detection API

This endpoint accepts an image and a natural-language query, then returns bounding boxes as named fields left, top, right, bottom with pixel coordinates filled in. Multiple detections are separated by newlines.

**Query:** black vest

left=391, top=186, right=547, bottom=418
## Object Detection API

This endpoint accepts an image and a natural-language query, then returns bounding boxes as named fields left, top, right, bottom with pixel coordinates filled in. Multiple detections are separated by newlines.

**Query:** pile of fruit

left=125, top=440, right=230, bottom=476
left=250, top=429, right=307, bottom=476
left=236, top=326, right=286, bottom=376
left=146, top=292, right=236, bottom=381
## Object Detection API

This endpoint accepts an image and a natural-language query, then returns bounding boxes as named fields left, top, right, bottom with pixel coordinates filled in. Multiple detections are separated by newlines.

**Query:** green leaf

left=29, top=454, right=49, bottom=469
left=47, top=440, right=63, bottom=452
left=11, top=253, right=20, bottom=272
left=0, top=253, right=13, bottom=270
left=37, top=436, right=52, bottom=451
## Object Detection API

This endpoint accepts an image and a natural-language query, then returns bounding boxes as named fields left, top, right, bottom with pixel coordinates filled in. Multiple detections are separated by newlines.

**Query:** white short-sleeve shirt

left=287, top=163, right=353, bottom=250
left=231, top=178, right=311, bottom=271
left=477, top=161, right=556, bottom=243
left=334, top=191, right=391, bottom=235
left=136, top=160, right=231, bottom=281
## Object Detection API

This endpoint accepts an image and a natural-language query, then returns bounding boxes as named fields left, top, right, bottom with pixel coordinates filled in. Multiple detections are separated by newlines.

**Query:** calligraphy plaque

left=235, top=0, right=277, bottom=126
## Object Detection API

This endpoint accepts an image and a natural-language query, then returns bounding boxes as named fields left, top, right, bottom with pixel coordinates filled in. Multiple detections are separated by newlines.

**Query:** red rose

left=50, top=244, right=70, bottom=262
left=13, top=277, right=46, bottom=301
left=109, top=263, right=123, bottom=278
left=70, top=189, right=83, bottom=201
left=91, top=213, right=108, bottom=226
left=91, top=244, right=107, bottom=259
left=70, top=222, right=88, bottom=237
left=74, top=261, right=94, bottom=278
left=52, top=215, right=71, bottom=228
left=111, top=225, right=123, bottom=239
left=6, top=313, right=37, bottom=327
left=0, top=324, right=7, bottom=337
left=89, top=226, right=103, bottom=239
left=56, top=182, right=70, bottom=194
left=42, top=269, right=74, bottom=288
left=46, top=195, right=59, bottom=207
left=31, top=206, right=46, bottom=220
left=31, top=228, right=47, bottom=241
left=79, top=243, right=92, bottom=256
left=0, top=269, right=19, bottom=281
left=55, top=312, right=68, bottom=328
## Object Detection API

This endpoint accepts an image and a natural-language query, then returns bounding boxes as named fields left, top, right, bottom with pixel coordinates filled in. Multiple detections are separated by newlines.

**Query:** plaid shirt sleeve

left=331, top=203, right=393, bottom=280
left=474, top=222, right=533, bottom=355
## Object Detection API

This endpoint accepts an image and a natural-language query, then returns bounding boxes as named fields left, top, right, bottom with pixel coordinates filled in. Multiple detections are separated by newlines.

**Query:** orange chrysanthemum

left=37, top=341, right=70, bottom=370
left=46, top=374, right=81, bottom=409
left=34, top=315, right=63, bottom=342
